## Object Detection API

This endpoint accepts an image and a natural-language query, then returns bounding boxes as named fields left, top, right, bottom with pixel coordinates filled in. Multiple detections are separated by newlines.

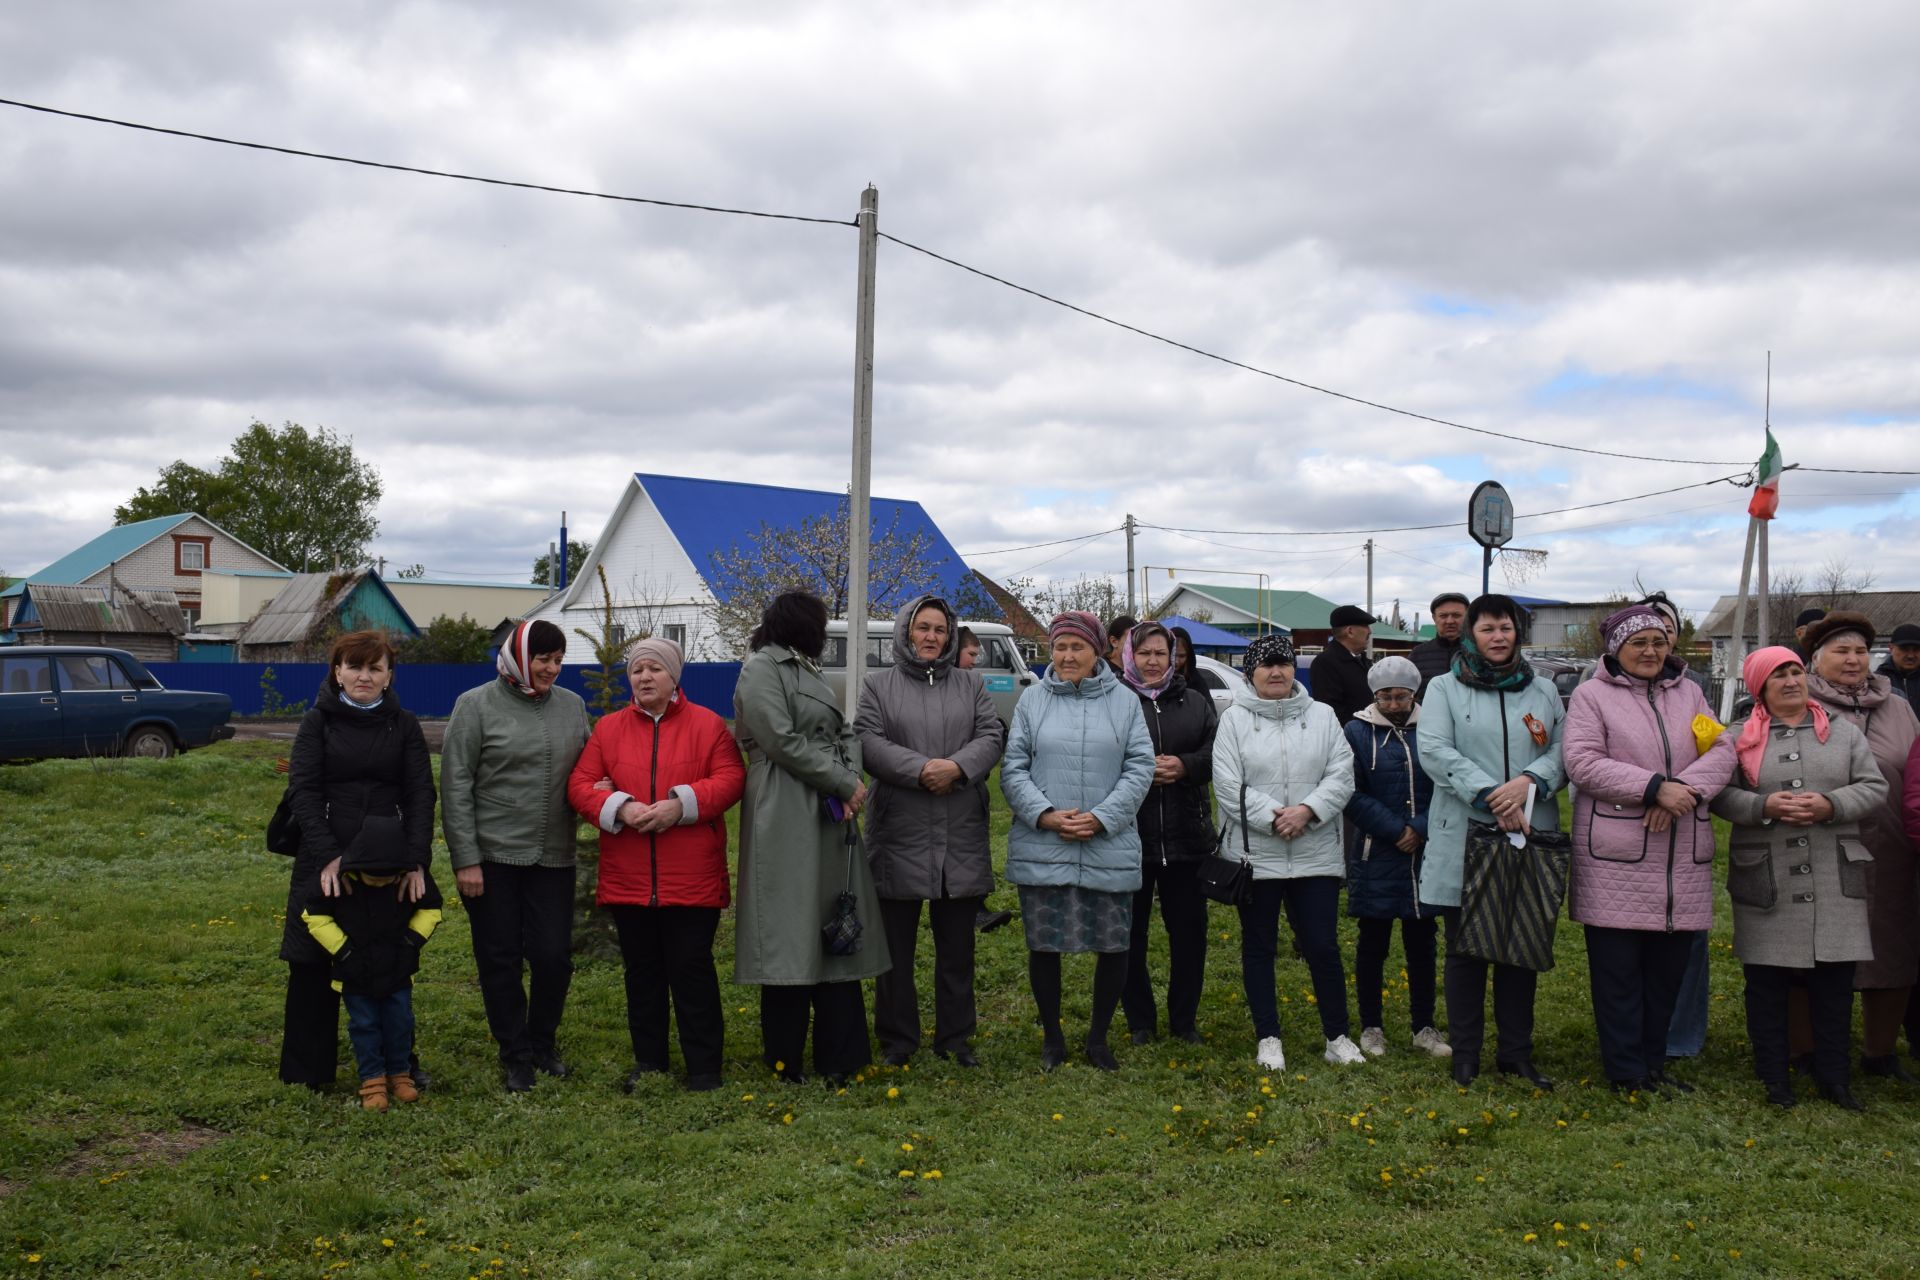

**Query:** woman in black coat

left=278, top=630, right=437, bottom=1089
left=1118, top=622, right=1219, bottom=1044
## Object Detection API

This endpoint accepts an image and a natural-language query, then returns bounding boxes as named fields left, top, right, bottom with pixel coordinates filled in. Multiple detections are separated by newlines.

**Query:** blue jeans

left=343, top=988, right=414, bottom=1082
left=1237, top=876, right=1349, bottom=1042
left=1665, top=930, right=1710, bottom=1058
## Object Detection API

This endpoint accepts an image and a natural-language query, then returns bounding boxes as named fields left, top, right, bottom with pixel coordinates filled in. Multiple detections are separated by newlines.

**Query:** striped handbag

left=1456, top=820, right=1572, bottom=972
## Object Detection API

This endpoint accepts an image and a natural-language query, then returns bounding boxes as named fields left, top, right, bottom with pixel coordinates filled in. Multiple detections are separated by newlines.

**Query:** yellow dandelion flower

left=887, top=1087, right=900, bottom=1099
left=1522, top=1234, right=1537, bottom=1244
left=1579, top=1223, right=1590, bottom=1231
left=1379, top=1172, right=1392, bottom=1183
left=1172, top=1105, right=1182, bottom=1114
left=383, top=1239, right=395, bottom=1248
left=1729, top=1249, right=1742, bottom=1259
left=1743, top=1138, right=1755, bottom=1148
left=1426, top=1110, right=1437, bottom=1119
left=781, top=1113, right=793, bottom=1125
left=901, top=1142, right=913, bottom=1152
left=741, top=1093, right=754, bottom=1101
left=1556, top=1119, right=1568, bottom=1128
left=1455, top=1127, right=1469, bottom=1136
left=1554, top=1223, right=1565, bottom=1232
left=898, top=1169, right=914, bottom=1179
left=922, top=1170, right=941, bottom=1180
left=1556, top=1241, right=1568, bottom=1249
left=855, top=1157, right=865, bottom=1166
left=1052, top=1112, right=1064, bottom=1121
left=1616, top=1260, right=1627, bottom=1269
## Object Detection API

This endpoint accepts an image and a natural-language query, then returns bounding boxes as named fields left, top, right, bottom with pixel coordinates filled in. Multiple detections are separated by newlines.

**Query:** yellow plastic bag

left=1692, top=714, right=1726, bottom=757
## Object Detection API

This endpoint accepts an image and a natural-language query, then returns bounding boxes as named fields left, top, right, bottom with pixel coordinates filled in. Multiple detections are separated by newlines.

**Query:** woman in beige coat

left=1712, top=647, right=1888, bottom=1110
left=733, top=592, right=890, bottom=1085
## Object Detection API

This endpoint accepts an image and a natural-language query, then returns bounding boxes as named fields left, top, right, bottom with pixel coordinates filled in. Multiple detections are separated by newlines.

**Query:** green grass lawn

left=2, top=743, right=1917, bottom=1278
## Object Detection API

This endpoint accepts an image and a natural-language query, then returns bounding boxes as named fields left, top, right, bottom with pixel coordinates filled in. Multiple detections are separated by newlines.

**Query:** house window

left=173, top=535, right=212, bottom=574
left=608, top=624, right=629, bottom=650
left=663, top=623, right=686, bottom=648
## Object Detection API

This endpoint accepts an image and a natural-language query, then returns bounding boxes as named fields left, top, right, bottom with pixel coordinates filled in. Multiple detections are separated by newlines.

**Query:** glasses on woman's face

left=1621, top=636, right=1671, bottom=653
left=1375, top=690, right=1413, bottom=706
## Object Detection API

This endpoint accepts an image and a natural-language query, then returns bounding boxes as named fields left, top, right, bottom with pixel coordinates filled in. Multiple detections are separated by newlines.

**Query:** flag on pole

left=1747, top=429, right=1784, bottom=519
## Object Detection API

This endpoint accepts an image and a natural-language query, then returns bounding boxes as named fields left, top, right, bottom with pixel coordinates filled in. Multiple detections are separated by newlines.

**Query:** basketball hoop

left=1500, top=547, right=1549, bottom=586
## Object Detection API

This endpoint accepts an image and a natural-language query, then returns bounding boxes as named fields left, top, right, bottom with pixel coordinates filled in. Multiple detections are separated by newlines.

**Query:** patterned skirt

left=1018, top=884, right=1133, bottom=954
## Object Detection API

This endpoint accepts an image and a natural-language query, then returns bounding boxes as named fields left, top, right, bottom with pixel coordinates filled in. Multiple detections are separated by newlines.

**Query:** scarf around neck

left=1451, top=632, right=1534, bottom=692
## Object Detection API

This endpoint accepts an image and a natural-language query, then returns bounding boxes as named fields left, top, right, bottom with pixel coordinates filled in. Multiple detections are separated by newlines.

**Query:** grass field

left=2, top=742, right=1918, bottom=1278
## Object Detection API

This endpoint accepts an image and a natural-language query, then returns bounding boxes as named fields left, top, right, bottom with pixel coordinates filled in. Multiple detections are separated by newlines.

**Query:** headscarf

left=496, top=620, right=540, bottom=697
left=1119, top=621, right=1175, bottom=699
left=625, top=636, right=685, bottom=686
left=1048, top=610, right=1106, bottom=655
left=1602, top=604, right=1668, bottom=658
left=1736, top=645, right=1829, bottom=785
left=1451, top=629, right=1535, bottom=692
left=1242, top=632, right=1296, bottom=672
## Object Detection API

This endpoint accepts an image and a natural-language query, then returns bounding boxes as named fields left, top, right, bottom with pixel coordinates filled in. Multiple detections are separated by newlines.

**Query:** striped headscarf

left=497, top=620, right=540, bottom=697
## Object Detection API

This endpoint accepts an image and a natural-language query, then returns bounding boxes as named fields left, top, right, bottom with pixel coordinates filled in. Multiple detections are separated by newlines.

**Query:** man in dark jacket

left=1880, top=622, right=1920, bottom=705
left=1409, top=592, right=1469, bottom=700
left=1309, top=605, right=1375, bottom=725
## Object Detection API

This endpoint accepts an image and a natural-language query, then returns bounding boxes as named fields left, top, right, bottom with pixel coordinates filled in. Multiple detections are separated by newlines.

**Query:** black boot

left=1861, top=1054, right=1918, bottom=1083
left=1819, top=1082, right=1866, bottom=1112
left=1499, top=1059, right=1555, bottom=1091
left=1649, top=1067, right=1695, bottom=1094
left=1451, top=1056, right=1480, bottom=1086
left=1763, top=1080, right=1796, bottom=1109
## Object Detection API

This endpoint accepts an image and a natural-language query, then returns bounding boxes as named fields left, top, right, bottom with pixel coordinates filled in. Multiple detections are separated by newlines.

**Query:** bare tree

left=1005, top=574, right=1123, bottom=624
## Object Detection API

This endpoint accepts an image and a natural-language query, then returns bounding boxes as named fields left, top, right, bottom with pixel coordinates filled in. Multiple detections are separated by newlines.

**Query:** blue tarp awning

left=1155, top=614, right=1270, bottom=650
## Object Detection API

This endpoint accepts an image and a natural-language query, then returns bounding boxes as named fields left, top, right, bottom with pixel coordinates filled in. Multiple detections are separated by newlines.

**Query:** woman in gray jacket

left=1712, top=646, right=1888, bottom=1110
left=855, top=595, right=1005, bottom=1068
left=1214, top=633, right=1358, bottom=1071
left=1001, top=611, right=1155, bottom=1071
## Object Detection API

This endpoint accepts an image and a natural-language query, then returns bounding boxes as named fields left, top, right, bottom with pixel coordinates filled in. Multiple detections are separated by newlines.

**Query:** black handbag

left=265, top=718, right=326, bottom=857
left=1197, top=783, right=1254, bottom=906
left=821, top=821, right=865, bottom=956
left=1456, top=819, right=1571, bottom=972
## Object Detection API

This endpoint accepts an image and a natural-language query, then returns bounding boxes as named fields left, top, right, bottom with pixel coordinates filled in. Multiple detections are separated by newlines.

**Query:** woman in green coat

left=733, top=592, right=891, bottom=1084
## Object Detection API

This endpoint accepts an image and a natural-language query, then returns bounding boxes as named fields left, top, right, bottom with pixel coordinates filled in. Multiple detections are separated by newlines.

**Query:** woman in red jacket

left=569, top=637, right=745, bottom=1092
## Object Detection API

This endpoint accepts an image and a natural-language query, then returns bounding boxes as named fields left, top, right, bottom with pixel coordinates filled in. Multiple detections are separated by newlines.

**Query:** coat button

left=1792, top=836, right=1808, bottom=847
left=1797, top=864, right=1811, bottom=874
left=1784, top=729, right=1796, bottom=737
left=1787, top=752, right=1800, bottom=760
left=1789, top=779, right=1803, bottom=789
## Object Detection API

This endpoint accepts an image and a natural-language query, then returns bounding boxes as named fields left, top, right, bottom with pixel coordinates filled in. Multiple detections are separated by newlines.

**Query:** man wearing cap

left=1310, top=605, right=1376, bottom=726
left=1410, top=593, right=1469, bottom=701
left=1879, top=623, right=1920, bottom=706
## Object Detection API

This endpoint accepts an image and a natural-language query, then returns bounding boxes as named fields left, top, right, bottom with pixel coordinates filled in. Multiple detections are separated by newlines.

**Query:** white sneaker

left=1324, top=1034, right=1366, bottom=1065
left=1256, top=1036, right=1287, bottom=1070
left=1411, top=1026, right=1454, bottom=1058
left=1358, top=1026, right=1388, bottom=1058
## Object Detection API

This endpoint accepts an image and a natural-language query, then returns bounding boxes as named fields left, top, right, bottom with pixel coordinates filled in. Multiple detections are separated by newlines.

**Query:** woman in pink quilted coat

left=1563, top=603, right=1736, bottom=1093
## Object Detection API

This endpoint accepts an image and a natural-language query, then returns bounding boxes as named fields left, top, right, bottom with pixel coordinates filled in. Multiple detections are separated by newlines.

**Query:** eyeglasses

left=1620, top=637, right=1671, bottom=652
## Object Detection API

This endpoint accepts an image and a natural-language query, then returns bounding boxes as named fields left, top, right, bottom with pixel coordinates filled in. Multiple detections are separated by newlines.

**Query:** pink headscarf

left=1735, top=645, right=1830, bottom=785
left=496, top=620, right=539, bottom=697
left=1119, top=621, right=1175, bottom=699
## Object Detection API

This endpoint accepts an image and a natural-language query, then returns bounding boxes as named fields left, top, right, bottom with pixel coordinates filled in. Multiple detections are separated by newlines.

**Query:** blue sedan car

left=0, top=646, right=234, bottom=761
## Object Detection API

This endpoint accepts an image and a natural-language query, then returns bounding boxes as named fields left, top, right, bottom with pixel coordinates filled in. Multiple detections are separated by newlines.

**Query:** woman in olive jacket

left=733, top=592, right=890, bottom=1084
left=279, top=631, right=435, bottom=1089
left=1115, top=621, right=1218, bottom=1046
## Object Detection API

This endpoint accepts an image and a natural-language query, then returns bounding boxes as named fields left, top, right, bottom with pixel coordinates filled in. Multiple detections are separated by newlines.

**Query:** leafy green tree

left=572, top=564, right=636, bottom=720
left=404, top=614, right=492, bottom=664
left=115, top=420, right=383, bottom=572
left=533, top=540, right=593, bottom=587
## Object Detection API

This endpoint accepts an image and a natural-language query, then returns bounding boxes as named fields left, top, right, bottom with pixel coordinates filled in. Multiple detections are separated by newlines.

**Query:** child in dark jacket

left=1341, top=657, right=1449, bottom=1061
left=302, top=816, right=443, bottom=1111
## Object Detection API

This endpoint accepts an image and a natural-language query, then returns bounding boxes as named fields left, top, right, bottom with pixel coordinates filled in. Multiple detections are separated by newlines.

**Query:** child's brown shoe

left=358, top=1077, right=389, bottom=1112
left=387, top=1073, right=419, bottom=1104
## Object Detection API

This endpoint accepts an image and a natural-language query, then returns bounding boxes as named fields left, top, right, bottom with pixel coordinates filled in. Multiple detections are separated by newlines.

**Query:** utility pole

left=845, top=185, right=879, bottom=721
left=1364, top=538, right=1375, bottom=658
left=1124, top=514, right=1137, bottom=616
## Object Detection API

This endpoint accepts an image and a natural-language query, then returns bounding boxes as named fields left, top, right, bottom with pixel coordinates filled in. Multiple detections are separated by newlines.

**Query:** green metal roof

left=1, top=514, right=196, bottom=598
left=1165, top=582, right=1417, bottom=641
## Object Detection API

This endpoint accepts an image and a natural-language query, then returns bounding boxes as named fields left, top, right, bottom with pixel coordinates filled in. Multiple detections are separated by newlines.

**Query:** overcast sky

left=3, top=1, right=1917, bottom=626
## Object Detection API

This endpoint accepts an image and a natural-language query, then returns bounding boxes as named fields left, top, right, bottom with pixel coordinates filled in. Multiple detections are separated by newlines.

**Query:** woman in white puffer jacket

left=1214, top=633, right=1358, bottom=1071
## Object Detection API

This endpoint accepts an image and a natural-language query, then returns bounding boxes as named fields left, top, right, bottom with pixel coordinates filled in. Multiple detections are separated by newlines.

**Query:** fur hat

left=1802, top=610, right=1874, bottom=657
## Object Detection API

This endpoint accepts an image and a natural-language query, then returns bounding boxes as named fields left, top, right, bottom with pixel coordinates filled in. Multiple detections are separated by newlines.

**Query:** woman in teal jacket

left=1417, top=594, right=1567, bottom=1090
left=1001, top=611, right=1155, bottom=1071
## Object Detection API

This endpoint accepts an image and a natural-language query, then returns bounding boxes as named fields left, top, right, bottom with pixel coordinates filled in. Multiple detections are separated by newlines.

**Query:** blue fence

left=144, top=662, right=746, bottom=719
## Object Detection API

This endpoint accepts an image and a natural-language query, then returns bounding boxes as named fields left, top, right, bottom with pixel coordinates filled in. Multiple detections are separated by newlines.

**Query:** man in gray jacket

left=855, top=594, right=1007, bottom=1067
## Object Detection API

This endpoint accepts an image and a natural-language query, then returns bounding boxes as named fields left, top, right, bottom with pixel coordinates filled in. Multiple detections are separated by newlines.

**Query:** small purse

left=1197, top=783, right=1255, bottom=906
left=822, top=821, right=865, bottom=956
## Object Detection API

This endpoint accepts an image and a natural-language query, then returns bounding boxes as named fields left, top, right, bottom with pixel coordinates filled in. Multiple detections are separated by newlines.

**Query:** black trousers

left=1584, top=925, right=1698, bottom=1083
left=464, top=862, right=576, bottom=1065
left=760, top=981, right=872, bottom=1077
left=1122, top=859, right=1210, bottom=1038
left=1439, top=908, right=1538, bottom=1066
left=874, top=895, right=981, bottom=1056
left=1355, top=915, right=1439, bottom=1032
left=280, top=960, right=342, bottom=1086
left=609, top=904, right=723, bottom=1077
left=1745, top=960, right=1854, bottom=1088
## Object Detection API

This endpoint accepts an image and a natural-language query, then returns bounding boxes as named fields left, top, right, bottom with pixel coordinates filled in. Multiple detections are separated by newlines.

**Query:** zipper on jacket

left=648, top=715, right=661, bottom=908
left=1151, top=699, right=1168, bottom=866
left=1647, top=679, right=1677, bottom=932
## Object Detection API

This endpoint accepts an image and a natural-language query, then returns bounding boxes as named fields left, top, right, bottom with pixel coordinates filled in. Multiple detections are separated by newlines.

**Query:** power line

left=959, top=526, right=1123, bottom=556
left=1141, top=473, right=1746, bottom=538
left=877, top=231, right=1761, bottom=469
left=0, top=97, right=855, bottom=228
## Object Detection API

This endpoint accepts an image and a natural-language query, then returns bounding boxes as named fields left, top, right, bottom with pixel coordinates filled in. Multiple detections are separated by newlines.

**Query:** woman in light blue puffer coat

left=1001, top=611, right=1155, bottom=1072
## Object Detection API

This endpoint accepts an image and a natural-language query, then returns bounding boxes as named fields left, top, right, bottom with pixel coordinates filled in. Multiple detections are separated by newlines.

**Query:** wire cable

left=0, top=97, right=856, bottom=227
left=959, top=526, right=1123, bottom=556
left=877, top=231, right=1763, bottom=468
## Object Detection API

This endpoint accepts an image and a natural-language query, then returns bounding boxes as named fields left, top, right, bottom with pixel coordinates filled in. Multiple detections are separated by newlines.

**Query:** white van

left=822, top=618, right=1037, bottom=723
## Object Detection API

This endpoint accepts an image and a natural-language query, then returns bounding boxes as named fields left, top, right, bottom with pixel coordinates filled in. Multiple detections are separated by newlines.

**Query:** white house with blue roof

left=1, top=513, right=288, bottom=635
left=524, top=473, right=976, bottom=662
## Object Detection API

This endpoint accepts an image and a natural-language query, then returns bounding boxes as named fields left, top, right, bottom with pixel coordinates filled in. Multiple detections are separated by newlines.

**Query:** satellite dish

left=1468, top=480, right=1514, bottom=550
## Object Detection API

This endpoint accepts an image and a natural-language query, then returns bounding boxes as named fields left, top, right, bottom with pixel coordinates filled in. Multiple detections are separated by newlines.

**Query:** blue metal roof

left=1155, top=614, right=1259, bottom=649
left=0, top=514, right=195, bottom=598
left=636, top=473, right=974, bottom=604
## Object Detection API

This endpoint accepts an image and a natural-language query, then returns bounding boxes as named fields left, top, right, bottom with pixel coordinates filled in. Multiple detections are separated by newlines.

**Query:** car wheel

left=125, top=727, right=176, bottom=760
